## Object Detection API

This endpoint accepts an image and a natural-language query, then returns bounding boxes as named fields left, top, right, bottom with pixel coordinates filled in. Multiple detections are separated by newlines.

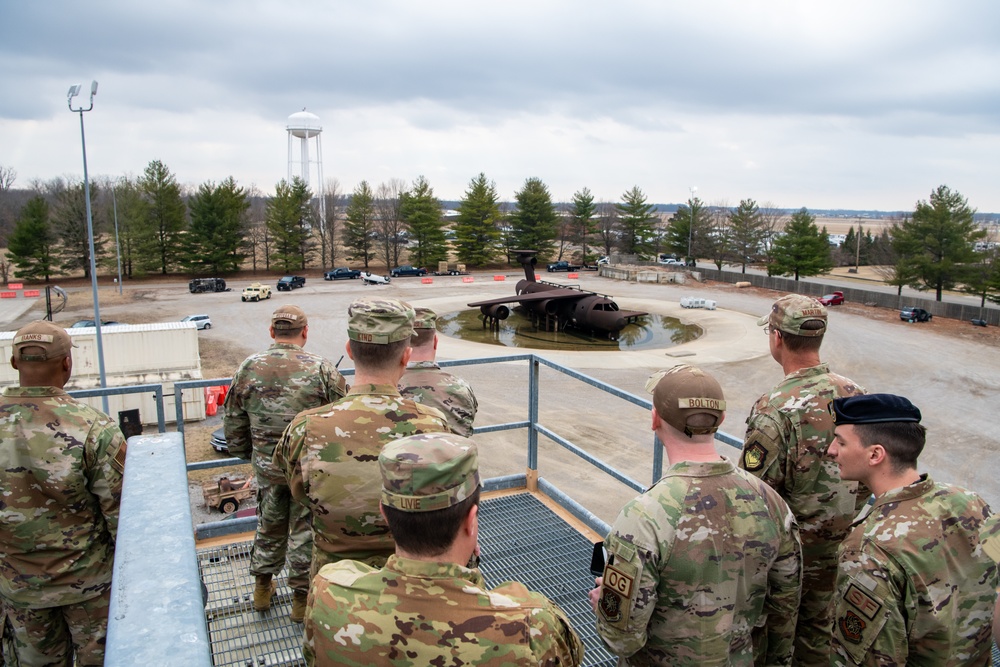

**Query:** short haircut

left=273, top=326, right=303, bottom=340
left=348, top=338, right=410, bottom=372
left=410, top=328, right=435, bottom=348
left=779, top=320, right=824, bottom=353
left=383, top=487, right=481, bottom=557
left=854, top=422, right=926, bottom=472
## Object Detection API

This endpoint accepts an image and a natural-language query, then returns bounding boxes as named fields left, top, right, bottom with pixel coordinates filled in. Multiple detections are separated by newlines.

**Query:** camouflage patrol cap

left=758, top=294, right=827, bottom=337
left=832, top=393, right=921, bottom=425
left=347, top=298, right=415, bottom=344
left=645, top=364, right=726, bottom=437
left=412, top=306, right=437, bottom=330
left=272, top=305, right=308, bottom=330
left=380, top=433, right=480, bottom=513
left=12, top=321, right=77, bottom=361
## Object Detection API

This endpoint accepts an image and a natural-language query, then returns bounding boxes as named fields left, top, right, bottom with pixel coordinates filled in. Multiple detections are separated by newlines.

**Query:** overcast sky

left=2, top=1, right=999, bottom=212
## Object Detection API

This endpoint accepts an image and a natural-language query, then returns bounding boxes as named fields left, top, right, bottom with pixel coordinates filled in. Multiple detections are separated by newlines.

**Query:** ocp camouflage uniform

left=273, top=384, right=449, bottom=576
left=739, top=364, right=865, bottom=664
left=0, top=386, right=126, bottom=667
left=224, top=342, right=346, bottom=594
left=831, top=475, right=997, bottom=666
left=399, top=360, right=478, bottom=436
left=596, top=458, right=802, bottom=666
left=305, top=556, right=583, bottom=666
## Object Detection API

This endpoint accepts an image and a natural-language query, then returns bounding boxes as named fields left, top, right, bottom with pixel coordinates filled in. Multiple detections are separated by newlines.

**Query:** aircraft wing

left=468, top=290, right=580, bottom=307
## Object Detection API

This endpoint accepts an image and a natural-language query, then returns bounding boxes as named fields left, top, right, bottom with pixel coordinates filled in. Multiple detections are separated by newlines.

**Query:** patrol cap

left=272, top=305, right=307, bottom=331
left=412, top=306, right=437, bottom=330
left=12, top=321, right=77, bottom=361
left=832, top=394, right=922, bottom=425
left=380, top=433, right=480, bottom=513
left=347, top=298, right=415, bottom=344
left=758, top=294, right=827, bottom=337
left=645, top=364, right=726, bottom=437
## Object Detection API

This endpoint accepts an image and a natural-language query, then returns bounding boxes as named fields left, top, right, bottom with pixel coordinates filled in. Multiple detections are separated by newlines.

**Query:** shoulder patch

left=742, top=442, right=768, bottom=471
left=112, top=441, right=128, bottom=474
left=838, top=610, right=866, bottom=644
left=844, top=583, right=882, bottom=620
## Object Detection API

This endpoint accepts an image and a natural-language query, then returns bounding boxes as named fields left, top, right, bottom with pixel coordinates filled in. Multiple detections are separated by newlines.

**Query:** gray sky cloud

left=2, top=0, right=999, bottom=211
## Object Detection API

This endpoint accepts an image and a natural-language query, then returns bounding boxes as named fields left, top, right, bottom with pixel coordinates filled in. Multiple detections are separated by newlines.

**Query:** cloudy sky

left=2, top=1, right=999, bottom=212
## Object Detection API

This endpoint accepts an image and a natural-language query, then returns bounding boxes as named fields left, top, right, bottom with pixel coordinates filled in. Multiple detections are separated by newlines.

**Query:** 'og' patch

left=742, top=442, right=768, bottom=471
left=599, top=561, right=636, bottom=630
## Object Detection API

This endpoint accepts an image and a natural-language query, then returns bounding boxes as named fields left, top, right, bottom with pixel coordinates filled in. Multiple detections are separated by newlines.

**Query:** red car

left=817, top=291, right=844, bottom=306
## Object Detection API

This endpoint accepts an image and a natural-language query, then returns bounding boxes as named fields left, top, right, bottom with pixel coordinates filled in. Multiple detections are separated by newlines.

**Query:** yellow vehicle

left=241, top=282, right=271, bottom=302
left=202, top=475, right=255, bottom=514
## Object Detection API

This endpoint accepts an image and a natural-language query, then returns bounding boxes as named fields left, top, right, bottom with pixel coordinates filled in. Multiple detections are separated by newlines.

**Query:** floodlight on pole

left=67, top=80, right=109, bottom=413
left=687, top=185, right=698, bottom=263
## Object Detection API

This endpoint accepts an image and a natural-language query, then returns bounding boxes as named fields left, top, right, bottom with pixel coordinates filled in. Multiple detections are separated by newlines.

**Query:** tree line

left=0, top=162, right=996, bottom=306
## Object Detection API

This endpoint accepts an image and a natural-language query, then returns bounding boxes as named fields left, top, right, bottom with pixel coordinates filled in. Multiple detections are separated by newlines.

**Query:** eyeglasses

left=763, top=325, right=781, bottom=337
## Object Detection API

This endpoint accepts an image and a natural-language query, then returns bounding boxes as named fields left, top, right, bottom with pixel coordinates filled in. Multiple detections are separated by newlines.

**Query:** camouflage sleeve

left=222, top=366, right=253, bottom=460
left=84, top=417, right=127, bottom=540
left=830, top=544, right=908, bottom=666
left=273, top=416, right=309, bottom=507
left=595, top=503, right=665, bottom=659
left=760, top=506, right=802, bottom=666
left=319, top=360, right=347, bottom=404
left=740, top=406, right=788, bottom=492
left=523, top=591, right=585, bottom=666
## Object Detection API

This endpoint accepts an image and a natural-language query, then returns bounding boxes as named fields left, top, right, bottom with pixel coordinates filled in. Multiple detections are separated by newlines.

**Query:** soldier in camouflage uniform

left=274, top=298, right=449, bottom=578
left=738, top=294, right=866, bottom=666
left=224, top=305, right=346, bottom=621
left=399, top=307, right=478, bottom=436
left=591, top=365, right=802, bottom=666
left=304, top=432, right=584, bottom=666
left=0, top=321, right=126, bottom=666
left=979, top=512, right=1000, bottom=644
left=827, top=394, right=998, bottom=666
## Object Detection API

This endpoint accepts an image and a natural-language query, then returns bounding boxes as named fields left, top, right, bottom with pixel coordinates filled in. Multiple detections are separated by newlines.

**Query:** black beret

left=832, top=394, right=921, bottom=425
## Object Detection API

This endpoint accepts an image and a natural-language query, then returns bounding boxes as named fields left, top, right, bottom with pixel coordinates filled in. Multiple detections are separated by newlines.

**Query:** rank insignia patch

left=742, top=442, right=768, bottom=471
left=839, top=610, right=866, bottom=644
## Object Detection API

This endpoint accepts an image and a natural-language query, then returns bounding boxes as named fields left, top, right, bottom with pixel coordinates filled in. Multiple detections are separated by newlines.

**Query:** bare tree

left=758, top=201, right=787, bottom=265
left=0, top=166, right=15, bottom=192
left=373, top=179, right=408, bottom=270
left=243, top=185, right=269, bottom=272
left=596, top=200, right=619, bottom=257
left=553, top=203, right=573, bottom=261
left=317, top=178, right=343, bottom=268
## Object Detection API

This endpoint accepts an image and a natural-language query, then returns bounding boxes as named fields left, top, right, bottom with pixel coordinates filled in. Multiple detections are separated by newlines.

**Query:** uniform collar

left=784, top=363, right=830, bottom=381
left=347, top=383, right=402, bottom=397
left=3, top=385, right=67, bottom=397
left=386, top=555, right=484, bottom=585
left=666, top=457, right=735, bottom=477
left=406, top=360, right=440, bottom=369
left=872, top=473, right=934, bottom=510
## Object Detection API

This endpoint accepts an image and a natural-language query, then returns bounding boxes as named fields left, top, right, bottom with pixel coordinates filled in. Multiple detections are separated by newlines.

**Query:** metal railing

left=107, top=354, right=744, bottom=664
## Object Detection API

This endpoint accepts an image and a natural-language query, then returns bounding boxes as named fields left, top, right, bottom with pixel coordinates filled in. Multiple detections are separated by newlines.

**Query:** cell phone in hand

left=590, top=541, right=606, bottom=577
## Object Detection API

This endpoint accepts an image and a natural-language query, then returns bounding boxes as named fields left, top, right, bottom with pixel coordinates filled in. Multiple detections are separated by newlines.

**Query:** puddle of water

left=438, top=309, right=702, bottom=351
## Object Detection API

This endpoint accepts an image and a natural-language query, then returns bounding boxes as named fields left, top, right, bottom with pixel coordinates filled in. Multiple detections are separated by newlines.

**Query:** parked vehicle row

left=276, top=275, right=306, bottom=291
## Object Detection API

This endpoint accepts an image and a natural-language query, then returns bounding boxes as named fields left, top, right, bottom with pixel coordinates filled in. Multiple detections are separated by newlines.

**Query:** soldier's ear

left=344, top=340, right=354, bottom=360
left=10, top=355, right=17, bottom=371
left=868, top=443, right=887, bottom=467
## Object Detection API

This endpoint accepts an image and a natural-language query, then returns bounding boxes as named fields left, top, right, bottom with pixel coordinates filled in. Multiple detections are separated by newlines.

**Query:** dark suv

left=276, top=275, right=306, bottom=291
left=900, top=307, right=932, bottom=323
left=390, top=265, right=427, bottom=278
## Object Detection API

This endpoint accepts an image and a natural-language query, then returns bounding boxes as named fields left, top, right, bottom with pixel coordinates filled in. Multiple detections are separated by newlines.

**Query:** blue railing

left=107, top=354, right=744, bottom=664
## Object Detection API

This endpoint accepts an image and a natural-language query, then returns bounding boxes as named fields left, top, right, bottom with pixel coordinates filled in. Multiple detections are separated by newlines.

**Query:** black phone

left=589, top=541, right=606, bottom=577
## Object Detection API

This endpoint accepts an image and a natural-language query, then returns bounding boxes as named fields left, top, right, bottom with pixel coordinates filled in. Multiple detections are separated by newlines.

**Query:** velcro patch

left=844, top=583, right=882, bottom=620
left=112, top=442, right=127, bottom=474
left=838, top=610, right=866, bottom=644
left=742, top=442, right=768, bottom=471
left=598, top=560, right=636, bottom=630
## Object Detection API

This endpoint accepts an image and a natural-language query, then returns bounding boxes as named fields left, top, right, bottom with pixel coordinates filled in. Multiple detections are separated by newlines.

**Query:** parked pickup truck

left=547, top=261, right=582, bottom=272
left=241, top=282, right=272, bottom=302
left=276, top=275, right=305, bottom=291
left=324, top=267, right=361, bottom=280
left=390, top=265, right=428, bottom=277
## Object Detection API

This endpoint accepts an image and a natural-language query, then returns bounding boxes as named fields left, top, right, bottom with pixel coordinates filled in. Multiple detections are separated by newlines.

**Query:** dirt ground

left=11, top=268, right=1000, bottom=526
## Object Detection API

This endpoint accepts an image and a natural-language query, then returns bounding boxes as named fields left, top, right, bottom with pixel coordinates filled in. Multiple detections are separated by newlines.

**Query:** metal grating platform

left=197, top=491, right=615, bottom=666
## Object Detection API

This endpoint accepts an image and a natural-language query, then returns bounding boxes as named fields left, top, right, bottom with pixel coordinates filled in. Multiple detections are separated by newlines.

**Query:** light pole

left=687, top=185, right=698, bottom=264
left=67, top=81, right=109, bottom=413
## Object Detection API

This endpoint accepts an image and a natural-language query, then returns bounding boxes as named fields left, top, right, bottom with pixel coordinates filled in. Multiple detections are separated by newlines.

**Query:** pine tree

left=509, top=177, right=558, bottom=261
left=727, top=199, right=766, bottom=273
left=266, top=177, right=313, bottom=272
left=768, top=208, right=832, bottom=280
left=616, top=186, right=657, bottom=256
left=137, top=160, right=186, bottom=274
left=400, top=176, right=448, bottom=268
left=570, top=188, right=597, bottom=263
left=665, top=198, right=709, bottom=262
left=344, top=181, right=376, bottom=269
left=8, top=196, right=55, bottom=281
left=53, top=179, right=106, bottom=279
left=185, top=177, right=249, bottom=273
left=892, top=185, right=984, bottom=301
left=454, top=173, right=502, bottom=266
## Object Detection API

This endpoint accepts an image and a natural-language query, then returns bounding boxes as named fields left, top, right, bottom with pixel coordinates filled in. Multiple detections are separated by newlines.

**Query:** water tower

left=286, top=109, right=326, bottom=222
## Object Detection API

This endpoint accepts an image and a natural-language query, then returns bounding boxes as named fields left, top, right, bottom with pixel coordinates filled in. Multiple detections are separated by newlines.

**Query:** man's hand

left=588, top=576, right=603, bottom=612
